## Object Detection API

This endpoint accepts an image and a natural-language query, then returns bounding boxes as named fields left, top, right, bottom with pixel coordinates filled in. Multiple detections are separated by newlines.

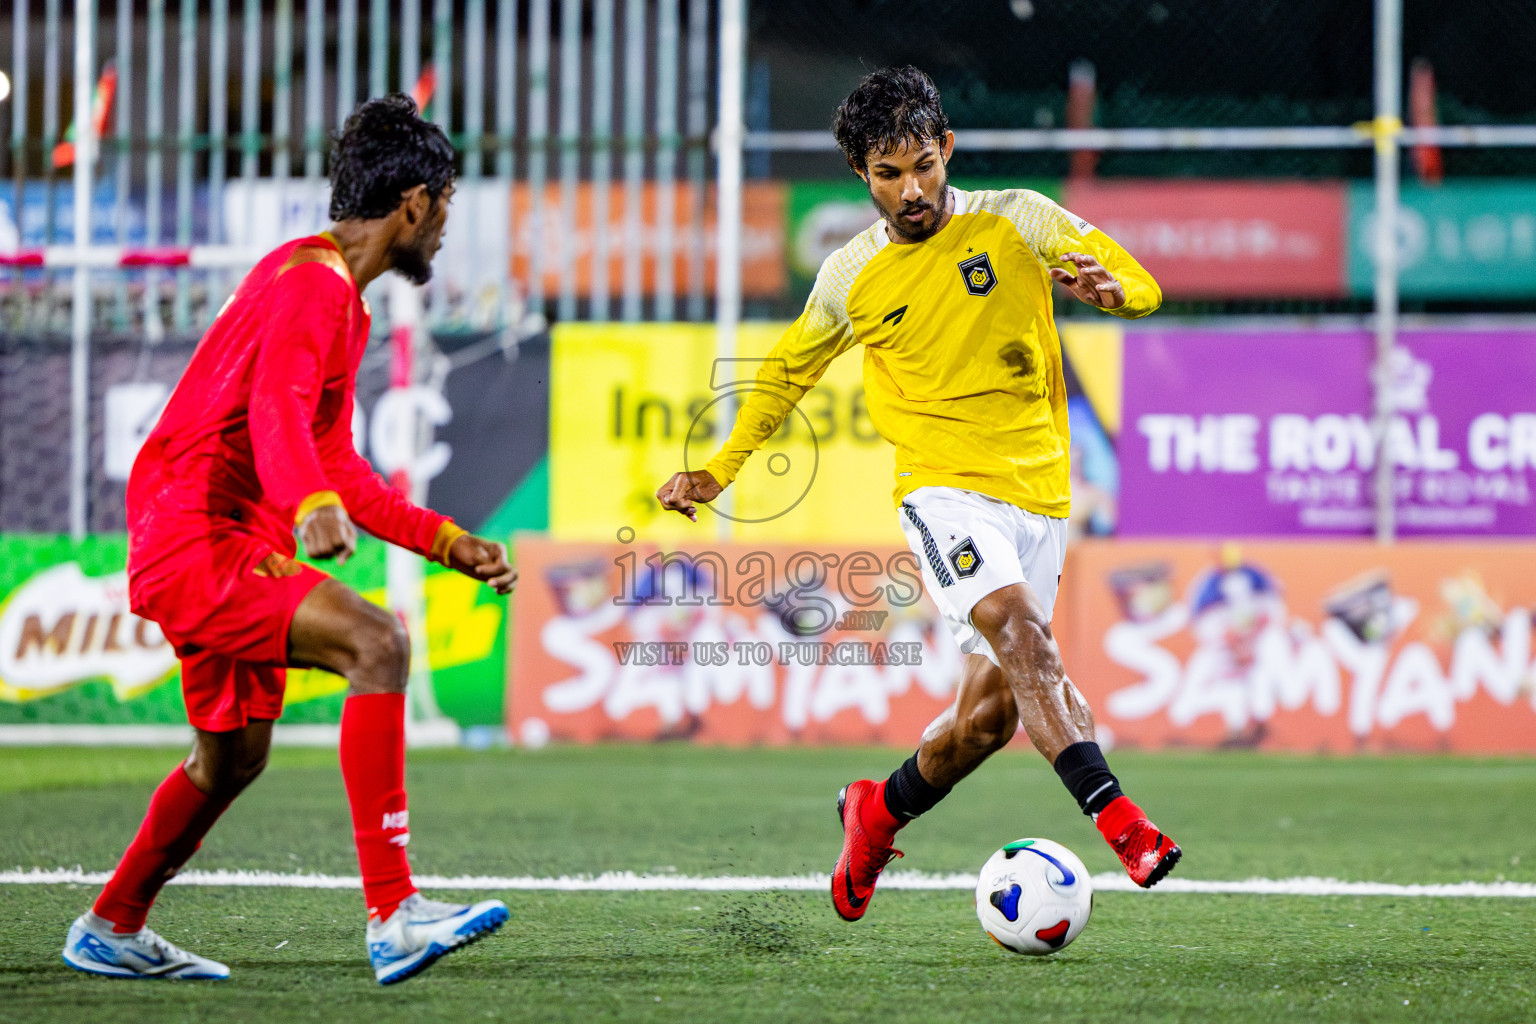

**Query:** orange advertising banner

left=507, top=537, right=964, bottom=746
left=509, top=537, right=1536, bottom=753
left=1055, top=541, right=1536, bottom=754
left=510, top=182, right=786, bottom=299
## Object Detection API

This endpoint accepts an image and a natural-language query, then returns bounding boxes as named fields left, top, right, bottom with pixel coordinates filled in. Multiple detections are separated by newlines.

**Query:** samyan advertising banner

left=1118, top=329, right=1536, bottom=536
left=1055, top=540, right=1536, bottom=754
left=507, top=537, right=964, bottom=745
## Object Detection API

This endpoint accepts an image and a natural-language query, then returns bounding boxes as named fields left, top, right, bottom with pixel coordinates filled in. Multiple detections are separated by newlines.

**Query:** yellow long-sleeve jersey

left=704, top=187, right=1162, bottom=517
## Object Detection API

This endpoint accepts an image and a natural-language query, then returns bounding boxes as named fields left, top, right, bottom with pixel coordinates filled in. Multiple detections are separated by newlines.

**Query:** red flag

left=52, top=61, right=118, bottom=169
left=1066, top=60, right=1097, bottom=180
left=411, top=65, right=437, bottom=119
left=1409, top=58, right=1443, bottom=186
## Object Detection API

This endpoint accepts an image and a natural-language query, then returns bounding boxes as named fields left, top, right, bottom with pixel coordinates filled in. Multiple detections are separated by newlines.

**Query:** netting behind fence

left=754, top=0, right=1536, bottom=179
left=4, top=1, right=1536, bottom=332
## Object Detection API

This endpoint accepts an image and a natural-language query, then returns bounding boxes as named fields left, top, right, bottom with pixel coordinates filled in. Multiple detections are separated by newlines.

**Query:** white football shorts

left=896, top=486, right=1068, bottom=667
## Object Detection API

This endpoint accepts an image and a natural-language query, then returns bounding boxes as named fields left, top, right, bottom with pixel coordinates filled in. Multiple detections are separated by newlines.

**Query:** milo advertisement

left=0, top=535, right=507, bottom=729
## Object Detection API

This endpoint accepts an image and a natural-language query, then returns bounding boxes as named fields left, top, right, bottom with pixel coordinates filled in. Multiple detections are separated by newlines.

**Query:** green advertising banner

left=1348, top=181, right=1536, bottom=298
left=786, top=178, right=1062, bottom=301
left=0, top=535, right=506, bottom=728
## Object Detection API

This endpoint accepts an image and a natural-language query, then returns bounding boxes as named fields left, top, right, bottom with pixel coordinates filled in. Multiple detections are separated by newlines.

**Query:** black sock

left=1053, top=741, right=1123, bottom=816
left=882, top=753, right=951, bottom=821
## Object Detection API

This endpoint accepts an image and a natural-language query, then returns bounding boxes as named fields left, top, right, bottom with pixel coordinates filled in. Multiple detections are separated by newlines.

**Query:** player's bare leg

left=287, top=578, right=411, bottom=695
left=184, top=719, right=275, bottom=799
left=915, top=654, right=1019, bottom=787
left=971, top=583, right=1181, bottom=887
left=287, top=579, right=507, bottom=984
left=969, top=584, right=1093, bottom=762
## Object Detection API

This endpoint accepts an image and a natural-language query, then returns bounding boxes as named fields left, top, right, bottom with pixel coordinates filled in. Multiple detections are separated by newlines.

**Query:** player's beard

left=391, top=225, right=437, bottom=285
left=872, top=164, right=949, bottom=243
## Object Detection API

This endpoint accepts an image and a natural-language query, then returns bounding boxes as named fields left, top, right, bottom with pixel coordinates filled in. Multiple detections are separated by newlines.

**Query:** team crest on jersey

left=958, top=252, right=997, bottom=297
left=948, top=537, right=983, bottom=579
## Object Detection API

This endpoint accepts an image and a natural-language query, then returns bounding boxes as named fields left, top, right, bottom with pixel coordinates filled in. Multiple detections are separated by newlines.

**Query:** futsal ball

left=975, top=838, right=1093, bottom=955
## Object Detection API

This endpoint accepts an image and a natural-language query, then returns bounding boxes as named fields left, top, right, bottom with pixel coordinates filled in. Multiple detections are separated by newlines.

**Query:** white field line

left=4, top=868, right=1535, bottom=898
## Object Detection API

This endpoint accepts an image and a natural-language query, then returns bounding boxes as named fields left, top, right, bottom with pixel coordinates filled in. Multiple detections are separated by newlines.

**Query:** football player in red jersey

left=62, top=95, right=515, bottom=986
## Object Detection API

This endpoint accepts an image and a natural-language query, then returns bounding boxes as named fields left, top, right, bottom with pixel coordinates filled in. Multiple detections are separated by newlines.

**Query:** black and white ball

left=975, top=838, right=1093, bottom=955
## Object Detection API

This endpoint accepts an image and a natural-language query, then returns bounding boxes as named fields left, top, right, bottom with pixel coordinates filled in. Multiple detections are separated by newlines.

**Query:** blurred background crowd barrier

left=2, top=0, right=1535, bottom=752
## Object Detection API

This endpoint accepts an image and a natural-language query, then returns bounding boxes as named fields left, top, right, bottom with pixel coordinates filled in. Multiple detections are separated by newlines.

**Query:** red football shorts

left=130, top=525, right=329, bottom=733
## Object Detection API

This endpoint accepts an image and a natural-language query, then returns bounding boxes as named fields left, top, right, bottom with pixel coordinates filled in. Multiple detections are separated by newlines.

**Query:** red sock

left=340, top=692, right=417, bottom=919
left=93, top=765, right=232, bottom=933
left=1094, top=795, right=1147, bottom=843
left=865, top=780, right=905, bottom=844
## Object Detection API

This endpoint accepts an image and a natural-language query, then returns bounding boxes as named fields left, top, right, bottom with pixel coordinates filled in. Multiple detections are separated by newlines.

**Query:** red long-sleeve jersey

left=127, top=234, right=458, bottom=576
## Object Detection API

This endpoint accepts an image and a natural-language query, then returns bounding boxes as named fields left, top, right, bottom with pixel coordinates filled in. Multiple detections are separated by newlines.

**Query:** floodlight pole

left=1371, top=0, right=1402, bottom=544
left=713, top=0, right=745, bottom=538
left=69, top=0, right=95, bottom=540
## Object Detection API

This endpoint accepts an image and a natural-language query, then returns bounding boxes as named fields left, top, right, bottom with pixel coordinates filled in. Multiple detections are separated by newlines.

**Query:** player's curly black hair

left=831, top=66, right=951, bottom=174
left=328, top=94, right=456, bottom=221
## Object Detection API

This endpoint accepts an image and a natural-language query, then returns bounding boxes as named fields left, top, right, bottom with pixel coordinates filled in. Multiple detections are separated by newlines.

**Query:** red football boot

left=1095, top=795, right=1181, bottom=888
left=831, top=779, right=903, bottom=921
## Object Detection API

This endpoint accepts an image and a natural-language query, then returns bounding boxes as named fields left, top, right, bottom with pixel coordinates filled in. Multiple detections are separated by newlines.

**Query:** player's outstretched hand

left=448, top=534, right=518, bottom=595
left=298, top=504, right=359, bottom=565
left=1050, top=253, right=1126, bottom=310
left=656, top=469, right=723, bottom=522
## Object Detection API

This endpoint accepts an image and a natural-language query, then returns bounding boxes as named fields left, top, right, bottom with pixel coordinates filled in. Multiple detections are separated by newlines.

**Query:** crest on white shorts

left=948, top=537, right=983, bottom=579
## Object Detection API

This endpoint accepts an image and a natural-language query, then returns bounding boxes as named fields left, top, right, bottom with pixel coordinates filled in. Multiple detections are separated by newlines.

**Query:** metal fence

left=1, top=0, right=724, bottom=334
left=4, top=0, right=1536, bottom=542
left=7, top=2, right=1536, bottom=333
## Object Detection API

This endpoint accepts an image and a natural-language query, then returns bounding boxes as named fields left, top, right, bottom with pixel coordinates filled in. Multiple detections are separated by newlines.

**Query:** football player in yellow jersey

left=657, top=66, right=1181, bottom=921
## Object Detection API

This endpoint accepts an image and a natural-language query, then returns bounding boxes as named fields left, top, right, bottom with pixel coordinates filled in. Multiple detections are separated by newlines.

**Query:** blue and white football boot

left=366, top=892, right=509, bottom=985
left=62, top=912, right=230, bottom=980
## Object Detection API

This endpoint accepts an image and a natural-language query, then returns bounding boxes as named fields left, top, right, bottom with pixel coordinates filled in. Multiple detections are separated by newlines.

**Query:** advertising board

left=1118, top=329, right=1536, bottom=536
left=1061, top=180, right=1348, bottom=298
left=510, top=182, right=785, bottom=299
left=0, top=537, right=506, bottom=729
left=1058, top=540, right=1536, bottom=753
left=507, top=537, right=960, bottom=746
left=1348, top=181, right=1536, bottom=298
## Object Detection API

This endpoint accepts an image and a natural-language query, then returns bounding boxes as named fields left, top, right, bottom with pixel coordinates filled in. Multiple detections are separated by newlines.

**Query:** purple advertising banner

left=1118, top=329, right=1536, bottom=536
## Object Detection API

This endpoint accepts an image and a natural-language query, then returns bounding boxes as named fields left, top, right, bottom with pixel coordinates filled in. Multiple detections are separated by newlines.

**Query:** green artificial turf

left=1, top=744, right=1533, bottom=1023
